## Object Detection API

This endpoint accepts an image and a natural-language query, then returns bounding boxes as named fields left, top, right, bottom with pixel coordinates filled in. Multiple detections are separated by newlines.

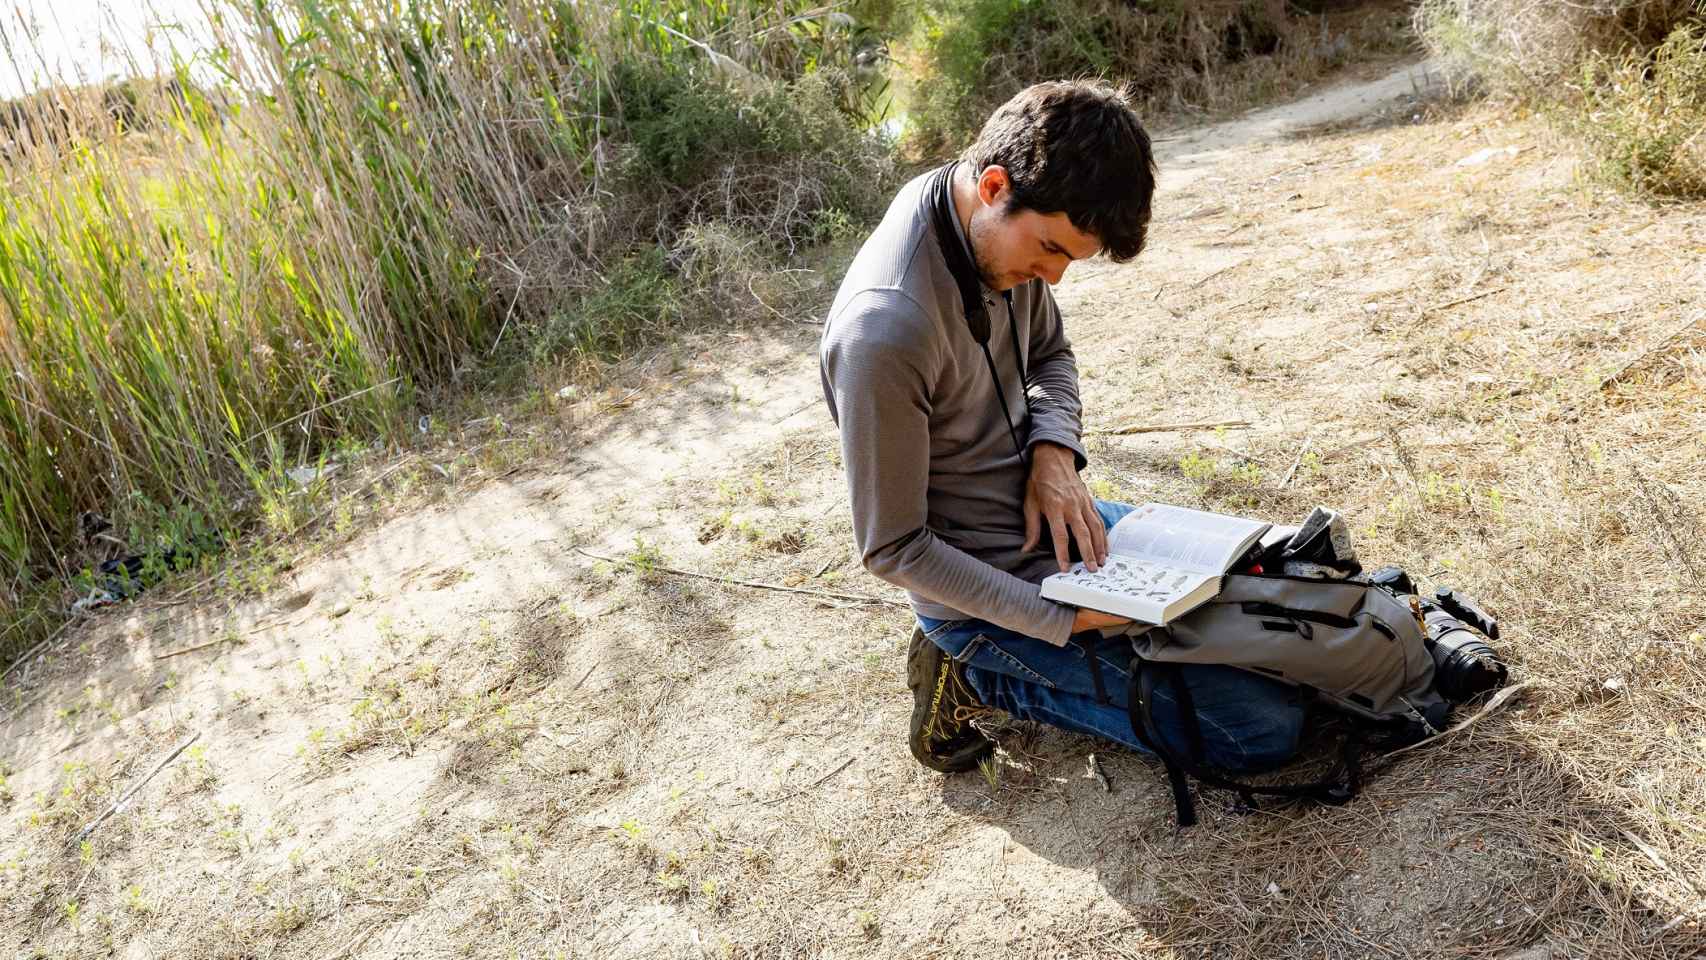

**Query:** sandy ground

left=4, top=59, right=1706, bottom=959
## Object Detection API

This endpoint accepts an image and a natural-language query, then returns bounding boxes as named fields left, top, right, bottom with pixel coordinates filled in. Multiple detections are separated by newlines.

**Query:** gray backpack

left=1117, top=567, right=1505, bottom=826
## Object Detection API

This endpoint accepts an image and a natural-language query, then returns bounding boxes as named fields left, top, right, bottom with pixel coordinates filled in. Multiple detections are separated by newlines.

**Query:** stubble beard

left=967, top=212, right=1008, bottom=292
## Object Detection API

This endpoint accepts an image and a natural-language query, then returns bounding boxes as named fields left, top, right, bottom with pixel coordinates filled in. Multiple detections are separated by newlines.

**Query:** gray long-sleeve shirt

left=819, top=167, right=1088, bottom=647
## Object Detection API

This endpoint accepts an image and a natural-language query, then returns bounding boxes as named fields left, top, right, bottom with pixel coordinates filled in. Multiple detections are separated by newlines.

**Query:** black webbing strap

left=927, top=162, right=1030, bottom=462
left=1130, top=660, right=1199, bottom=827
left=1127, top=655, right=1369, bottom=828
left=1081, top=636, right=1110, bottom=704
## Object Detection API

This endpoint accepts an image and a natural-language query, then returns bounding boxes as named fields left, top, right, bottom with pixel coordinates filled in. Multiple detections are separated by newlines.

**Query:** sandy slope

left=5, top=58, right=1705, bottom=960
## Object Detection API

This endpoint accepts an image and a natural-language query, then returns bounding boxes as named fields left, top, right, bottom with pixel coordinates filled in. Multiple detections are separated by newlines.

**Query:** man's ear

left=975, top=165, right=1011, bottom=209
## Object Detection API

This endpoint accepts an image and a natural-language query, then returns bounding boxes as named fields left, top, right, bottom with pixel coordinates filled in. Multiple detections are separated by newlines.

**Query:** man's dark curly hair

left=963, top=80, right=1157, bottom=263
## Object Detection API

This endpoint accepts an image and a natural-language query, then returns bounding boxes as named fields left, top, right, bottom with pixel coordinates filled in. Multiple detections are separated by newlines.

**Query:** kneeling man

left=819, top=81, right=1306, bottom=774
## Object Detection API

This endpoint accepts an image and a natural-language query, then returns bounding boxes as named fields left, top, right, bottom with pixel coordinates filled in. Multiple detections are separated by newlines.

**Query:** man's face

left=966, top=167, right=1102, bottom=291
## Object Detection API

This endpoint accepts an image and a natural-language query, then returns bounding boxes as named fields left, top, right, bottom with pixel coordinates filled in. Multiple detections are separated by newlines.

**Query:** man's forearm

left=864, top=528, right=1078, bottom=646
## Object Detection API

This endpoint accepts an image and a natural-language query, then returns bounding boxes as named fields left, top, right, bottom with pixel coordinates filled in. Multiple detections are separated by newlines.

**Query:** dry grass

left=3, top=66, right=1706, bottom=960
left=1057, top=87, right=1706, bottom=956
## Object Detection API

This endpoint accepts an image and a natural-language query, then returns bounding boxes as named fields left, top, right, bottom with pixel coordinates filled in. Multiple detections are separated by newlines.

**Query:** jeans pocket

left=922, top=617, right=972, bottom=645
left=963, top=633, right=1056, bottom=689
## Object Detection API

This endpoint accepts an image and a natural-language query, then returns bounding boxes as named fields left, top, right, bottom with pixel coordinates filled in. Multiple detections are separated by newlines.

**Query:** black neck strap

left=928, top=162, right=1029, bottom=460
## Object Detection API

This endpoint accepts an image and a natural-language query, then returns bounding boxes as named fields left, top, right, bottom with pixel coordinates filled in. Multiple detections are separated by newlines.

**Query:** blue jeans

left=917, top=500, right=1306, bottom=773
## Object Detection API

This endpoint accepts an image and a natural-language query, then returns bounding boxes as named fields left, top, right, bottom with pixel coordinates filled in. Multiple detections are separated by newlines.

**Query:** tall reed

left=0, top=0, right=889, bottom=660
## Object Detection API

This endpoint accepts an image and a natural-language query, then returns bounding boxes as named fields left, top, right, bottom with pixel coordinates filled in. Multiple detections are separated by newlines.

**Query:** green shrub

left=607, top=62, right=894, bottom=250
left=531, top=248, right=681, bottom=365
left=1575, top=22, right=1706, bottom=196
left=901, top=0, right=1400, bottom=155
left=1416, top=0, right=1706, bottom=196
left=1417, top=0, right=1703, bottom=94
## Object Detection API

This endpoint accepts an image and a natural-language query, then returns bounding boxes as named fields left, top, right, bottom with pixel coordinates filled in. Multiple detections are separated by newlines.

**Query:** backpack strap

left=1128, top=659, right=1200, bottom=826
left=1126, top=654, right=1371, bottom=828
left=1081, top=636, right=1110, bottom=703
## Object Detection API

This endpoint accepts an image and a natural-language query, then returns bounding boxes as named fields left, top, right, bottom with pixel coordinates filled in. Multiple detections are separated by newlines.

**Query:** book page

left=1106, top=503, right=1269, bottom=575
left=1046, top=555, right=1212, bottom=616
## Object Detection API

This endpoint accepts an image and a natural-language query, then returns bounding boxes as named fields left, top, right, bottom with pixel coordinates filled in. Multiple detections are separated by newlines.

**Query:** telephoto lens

left=1421, top=604, right=1508, bottom=703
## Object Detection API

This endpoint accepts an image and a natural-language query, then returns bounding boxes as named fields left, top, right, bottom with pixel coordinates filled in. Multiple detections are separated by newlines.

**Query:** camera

left=1367, top=567, right=1508, bottom=703
left=1420, top=594, right=1507, bottom=703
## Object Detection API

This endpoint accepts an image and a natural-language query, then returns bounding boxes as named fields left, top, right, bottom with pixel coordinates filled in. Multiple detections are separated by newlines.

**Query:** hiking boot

left=906, top=627, right=995, bottom=772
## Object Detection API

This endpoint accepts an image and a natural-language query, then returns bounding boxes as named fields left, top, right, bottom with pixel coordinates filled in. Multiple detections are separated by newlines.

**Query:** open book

left=1039, top=503, right=1271, bottom=625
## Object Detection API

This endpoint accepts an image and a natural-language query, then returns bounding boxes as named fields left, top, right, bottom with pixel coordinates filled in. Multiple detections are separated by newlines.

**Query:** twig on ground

left=1598, top=311, right=1705, bottom=390
left=571, top=547, right=907, bottom=608
left=1373, top=681, right=1533, bottom=767
left=772, top=398, right=819, bottom=424
left=1422, top=285, right=1507, bottom=314
left=1315, top=433, right=1381, bottom=462
left=758, top=755, right=855, bottom=807
left=1199, top=438, right=1262, bottom=463
left=603, top=387, right=644, bottom=411
left=1209, top=296, right=1261, bottom=320
left=570, top=663, right=597, bottom=691
left=329, top=921, right=387, bottom=960
left=70, top=730, right=203, bottom=847
left=1189, top=261, right=1246, bottom=289
left=154, top=635, right=241, bottom=660
left=640, top=680, right=673, bottom=725
left=1096, top=419, right=1252, bottom=437
left=1280, top=434, right=1315, bottom=488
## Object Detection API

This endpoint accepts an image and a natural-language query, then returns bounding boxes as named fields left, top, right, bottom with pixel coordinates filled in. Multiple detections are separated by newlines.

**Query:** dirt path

left=5, top=59, right=1705, bottom=960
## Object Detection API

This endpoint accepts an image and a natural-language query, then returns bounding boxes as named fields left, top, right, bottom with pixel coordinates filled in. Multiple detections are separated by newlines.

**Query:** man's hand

left=1023, top=441, right=1109, bottom=573
left=1072, top=607, right=1133, bottom=633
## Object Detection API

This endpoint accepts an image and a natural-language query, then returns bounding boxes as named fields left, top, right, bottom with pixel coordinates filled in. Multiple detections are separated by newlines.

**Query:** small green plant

left=857, top=908, right=881, bottom=938
left=268, top=902, right=310, bottom=935
left=1228, top=462, right=1262, bottom=488
left=1178, top=452, right=1217, bottom=482
left=977, top=754, right=1001, bottom=794
left=750, top=474, right=774, bottom=506
left=625, top=540, right=666, bottom=575
left=656, top=869, right=689, bottom=896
